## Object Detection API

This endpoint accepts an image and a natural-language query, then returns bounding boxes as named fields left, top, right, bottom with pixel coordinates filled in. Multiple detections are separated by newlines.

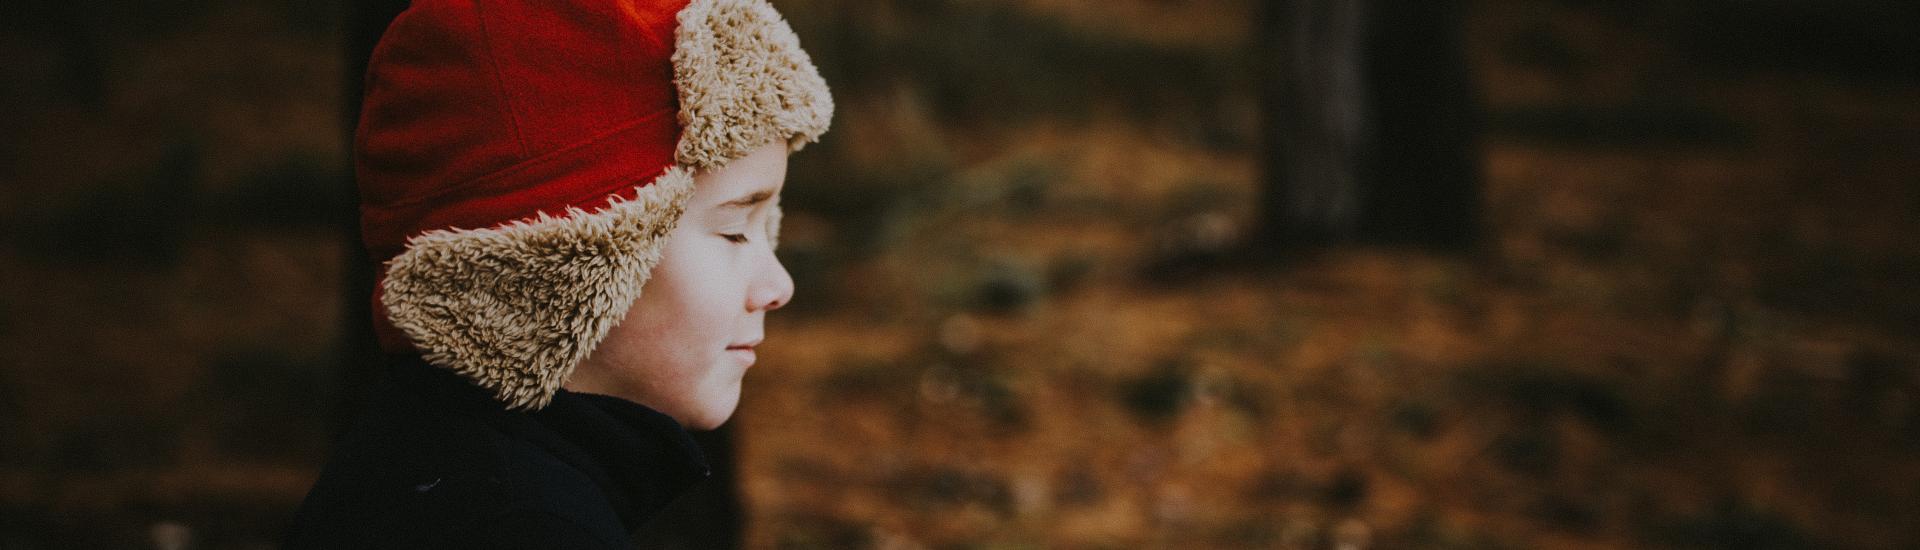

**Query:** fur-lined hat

left=356, top=0, right=832, bottom=411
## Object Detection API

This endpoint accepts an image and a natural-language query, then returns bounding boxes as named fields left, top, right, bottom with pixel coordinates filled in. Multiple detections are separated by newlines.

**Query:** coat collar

left=387, top=354, right=713, bottom=532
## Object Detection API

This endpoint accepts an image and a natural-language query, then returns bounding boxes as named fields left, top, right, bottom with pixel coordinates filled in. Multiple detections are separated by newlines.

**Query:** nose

left=749, top=248, right=795, bottom=312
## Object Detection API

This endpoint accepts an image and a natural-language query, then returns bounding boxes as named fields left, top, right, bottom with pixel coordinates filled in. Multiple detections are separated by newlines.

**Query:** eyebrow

left=716, top=189, right=775, bottom=210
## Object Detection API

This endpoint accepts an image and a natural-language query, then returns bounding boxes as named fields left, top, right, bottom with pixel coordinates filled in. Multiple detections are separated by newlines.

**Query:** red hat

left=357, top=0, right=832, bottom=410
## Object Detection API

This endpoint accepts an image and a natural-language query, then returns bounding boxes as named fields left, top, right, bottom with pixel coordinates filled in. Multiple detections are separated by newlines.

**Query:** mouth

left=727, top=339, right=762, bottom=365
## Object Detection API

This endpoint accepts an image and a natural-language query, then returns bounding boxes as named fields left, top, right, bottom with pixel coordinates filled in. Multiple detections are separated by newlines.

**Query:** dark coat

left=284, top=354, right=711, bottom=549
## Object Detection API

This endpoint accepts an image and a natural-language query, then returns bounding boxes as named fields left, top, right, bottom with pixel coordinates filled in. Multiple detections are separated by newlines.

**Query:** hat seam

left=472, top=1, right=531, bottom=159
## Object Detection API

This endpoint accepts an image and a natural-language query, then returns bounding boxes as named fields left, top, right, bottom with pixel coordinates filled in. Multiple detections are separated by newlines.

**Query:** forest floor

left=742, top=0, right=1920, bottom=548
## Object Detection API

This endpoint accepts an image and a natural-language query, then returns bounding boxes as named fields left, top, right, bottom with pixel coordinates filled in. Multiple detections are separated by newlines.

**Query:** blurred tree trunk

left=337, top=3, right=741, bottom=547
left=1255, top=0, right=1482, bottom=253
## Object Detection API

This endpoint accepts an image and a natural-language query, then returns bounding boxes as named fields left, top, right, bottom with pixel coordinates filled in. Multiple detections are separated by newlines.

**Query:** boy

left=286, top=0, right=831, bottom=546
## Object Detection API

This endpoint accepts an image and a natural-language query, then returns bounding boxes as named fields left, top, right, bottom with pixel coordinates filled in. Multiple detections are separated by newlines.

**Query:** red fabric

left=356, top=0, right=692, bottom=352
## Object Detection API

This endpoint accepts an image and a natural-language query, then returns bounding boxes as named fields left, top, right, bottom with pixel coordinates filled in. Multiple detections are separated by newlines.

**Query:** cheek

left=627, top=237, right=745, bottom=370
left=673, top=234, right=756, bottom=313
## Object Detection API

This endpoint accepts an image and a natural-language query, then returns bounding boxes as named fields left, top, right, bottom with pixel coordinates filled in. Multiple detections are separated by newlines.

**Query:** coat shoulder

left=285, top=379, right=628, bottom=549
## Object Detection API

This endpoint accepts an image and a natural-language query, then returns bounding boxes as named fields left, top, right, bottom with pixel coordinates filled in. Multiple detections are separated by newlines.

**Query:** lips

left=728, top=338, right=761, bottom=365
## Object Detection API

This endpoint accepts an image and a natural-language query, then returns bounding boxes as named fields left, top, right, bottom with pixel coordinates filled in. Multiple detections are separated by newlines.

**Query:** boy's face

left=565, top=142, right=795, bottom=429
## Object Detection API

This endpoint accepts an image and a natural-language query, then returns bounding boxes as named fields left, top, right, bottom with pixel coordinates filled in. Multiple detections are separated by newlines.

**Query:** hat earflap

left=378, top=168, right=696, bottom=411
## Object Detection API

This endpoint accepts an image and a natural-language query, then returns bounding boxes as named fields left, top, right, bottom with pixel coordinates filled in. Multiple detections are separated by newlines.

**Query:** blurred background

left=3, top=0, right=1918, bottom=548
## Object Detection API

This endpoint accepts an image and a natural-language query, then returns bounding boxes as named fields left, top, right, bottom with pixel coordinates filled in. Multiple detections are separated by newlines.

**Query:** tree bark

left=1256, top=0, right=1482, bottom=253
left=1363, top=1, right=1482, bottom=249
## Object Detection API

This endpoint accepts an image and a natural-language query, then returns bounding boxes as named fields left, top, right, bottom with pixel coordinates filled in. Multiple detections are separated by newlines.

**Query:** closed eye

left=721, top=233, right=750, bottom=244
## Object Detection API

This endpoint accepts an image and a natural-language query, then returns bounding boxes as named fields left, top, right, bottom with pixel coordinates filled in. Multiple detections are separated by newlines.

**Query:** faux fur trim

left=672, top=0, right=834, bottom=170
left=379, top=168, right=696, bottom=410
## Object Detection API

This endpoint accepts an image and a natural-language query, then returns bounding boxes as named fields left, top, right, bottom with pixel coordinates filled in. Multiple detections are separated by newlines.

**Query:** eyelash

left=721, top=233, right=750, bottom=244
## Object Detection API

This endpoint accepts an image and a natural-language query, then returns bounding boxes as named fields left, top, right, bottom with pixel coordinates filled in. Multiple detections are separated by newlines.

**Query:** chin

left=681, top=392, right=742, bottom=431
left=682, top=408, right=735, bottom=431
